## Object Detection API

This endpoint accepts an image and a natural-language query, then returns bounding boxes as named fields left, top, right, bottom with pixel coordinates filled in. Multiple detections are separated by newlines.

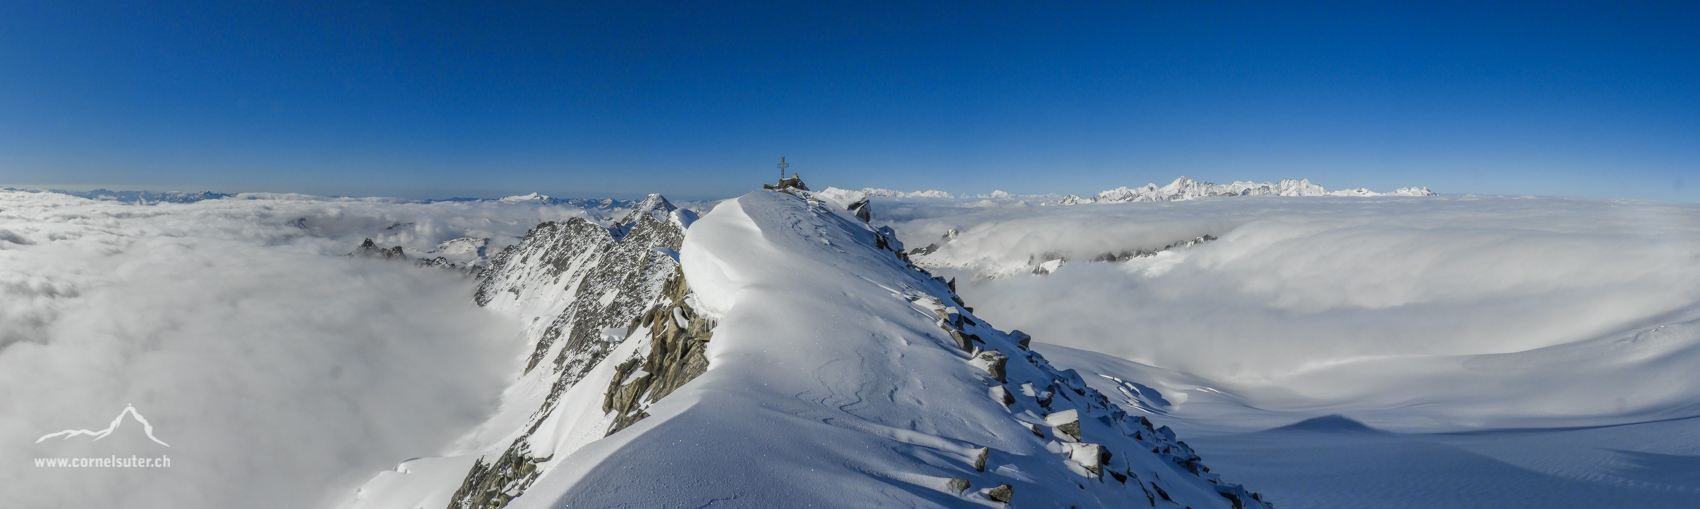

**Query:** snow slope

left=491, top=188, right=1269, bottom=507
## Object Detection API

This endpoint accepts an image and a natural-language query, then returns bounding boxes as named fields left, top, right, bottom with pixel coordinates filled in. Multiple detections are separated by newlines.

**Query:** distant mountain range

left=1060, top=176, right=1435, bottom=204
left=829, top=177, right=1434, bottom=205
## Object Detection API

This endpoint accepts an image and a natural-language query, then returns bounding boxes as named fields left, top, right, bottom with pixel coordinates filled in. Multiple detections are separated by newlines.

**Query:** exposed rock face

left=1090, top=234, right=1218, bottom=263
left=348, top=238, right=406, bottom=259
left=978, top=350, right=1009, bottom=383
left=847, top=198, right=872, bottom=222
left=447, top=195, right=693, bottom=509
left=762, top=173, right=809, bottom=191
left=1009, top=330, right=1031, bottom=350
left=602, top=266, right=715, bottom=436
left=475, top=195, right=689, bottom=378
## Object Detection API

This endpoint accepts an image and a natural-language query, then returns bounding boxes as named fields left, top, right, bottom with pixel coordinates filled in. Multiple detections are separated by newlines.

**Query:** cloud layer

left=0, top=191, right=582, bottom=508
left=880, top=196, right=1700, bottom=394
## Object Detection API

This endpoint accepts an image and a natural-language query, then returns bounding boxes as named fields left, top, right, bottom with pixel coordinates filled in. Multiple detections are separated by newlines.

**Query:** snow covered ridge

left=346, top=183, right=1271, bottom=508
left=1062, top=177, right=1434, bottom=204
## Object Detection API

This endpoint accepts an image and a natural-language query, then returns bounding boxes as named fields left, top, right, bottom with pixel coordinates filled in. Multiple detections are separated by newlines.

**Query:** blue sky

left=2, top=1, right=1695, bottom=201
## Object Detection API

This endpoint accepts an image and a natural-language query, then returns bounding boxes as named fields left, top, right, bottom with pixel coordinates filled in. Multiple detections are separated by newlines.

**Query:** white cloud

left=0, top=191, right=567, bottom=508
left=878, top=196, right=1700, bottom=391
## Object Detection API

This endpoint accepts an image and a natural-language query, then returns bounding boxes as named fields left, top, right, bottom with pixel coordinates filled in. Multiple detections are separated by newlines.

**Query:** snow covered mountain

left=19, top=188, right=233, bottom=204
left=342, top=186, right=1269, bottom=508
left=859, top=187, right=957, bottom=199
left=1060, top=177, right=1434, bottom=204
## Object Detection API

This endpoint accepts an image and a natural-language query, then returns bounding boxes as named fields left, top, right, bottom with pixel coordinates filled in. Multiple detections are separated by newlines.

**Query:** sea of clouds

left=0, top=191, right=598, bottom=508
left=873, top=195, right=1700, bottom=424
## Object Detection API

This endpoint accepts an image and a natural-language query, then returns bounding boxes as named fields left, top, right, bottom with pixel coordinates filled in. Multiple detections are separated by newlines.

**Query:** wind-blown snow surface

left=868, top=193, right=1700, bottom=507
left=0, top=190, right=608, bottom=509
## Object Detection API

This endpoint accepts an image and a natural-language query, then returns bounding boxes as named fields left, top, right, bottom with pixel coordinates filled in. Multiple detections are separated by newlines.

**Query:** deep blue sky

left=2, top=1, right=1695, bottom=201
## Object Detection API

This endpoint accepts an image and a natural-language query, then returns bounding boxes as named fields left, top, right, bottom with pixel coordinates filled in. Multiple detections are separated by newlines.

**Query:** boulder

left=972, top=447, right=989, bottom=472
left=1009, top=330, right=1032, bottom=350
left=946, top=328, right=975, bottom=352
left=987, top=484, right=1014, bottom=503
left=1045, top=409, right=1082, bottom=442
left=978, top=350, right=1009, bottom=383
left=1068, top=443, right=1103, bottom=476
left=847, top=198, right=872, bottom=222
left=947, top=478, right=971, bottom=494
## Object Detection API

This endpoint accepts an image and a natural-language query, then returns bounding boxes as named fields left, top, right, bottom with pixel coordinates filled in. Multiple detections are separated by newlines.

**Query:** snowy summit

left=342, top=181, right=1269, bottom=509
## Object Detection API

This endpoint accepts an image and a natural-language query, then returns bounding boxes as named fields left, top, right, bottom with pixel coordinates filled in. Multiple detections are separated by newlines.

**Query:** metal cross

left=777, top=157, right=789, bottom=180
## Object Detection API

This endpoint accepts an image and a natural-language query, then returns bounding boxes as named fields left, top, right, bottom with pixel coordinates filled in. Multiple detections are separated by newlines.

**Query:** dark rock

left=444, top=441, right=551, bottom=509
left=762, top=173, right=809, bottom=191
left=1010, top=330, right=1031, bottom=350
left=348, top=238, right=406, bottom=260
left=979, top=350, right=1008, bottom=383
left=947, top=329, right=974, bottom=352
left=987, top=484, right=1014, bottom=503
left=604, top=267, right=715, bottom=437
left=1047, top=410, right=1082, bottom=442
left=947, top=478, right=971, bottom=494
left=847, top=198, right=871, bottom=222
left=990, top=385, right=1015, bottom=406
left=972, top=447, right=989, bottom=472
left=1070, top=443, right=1103, bottom=476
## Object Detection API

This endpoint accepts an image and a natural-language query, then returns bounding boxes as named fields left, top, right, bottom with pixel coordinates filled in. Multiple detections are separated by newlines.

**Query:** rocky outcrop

left=847, top=198, right=872, bottom=222
left=763, top=173, right=809, bottom=192
left=445, top=440, right=549, bottom=509
left=1090, top=234, right=1218, bottom=263
left=348, top=238, right=405, bottom=259
left=602, top=266, right=715, bottom=436
left=475, top=194, right=689, bottom=378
